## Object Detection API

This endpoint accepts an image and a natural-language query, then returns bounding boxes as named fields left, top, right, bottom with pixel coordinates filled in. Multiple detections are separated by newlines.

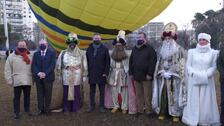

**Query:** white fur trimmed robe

left=182, top=44, right=220, bottom=126
left=152, top=44, right=186, bottom=117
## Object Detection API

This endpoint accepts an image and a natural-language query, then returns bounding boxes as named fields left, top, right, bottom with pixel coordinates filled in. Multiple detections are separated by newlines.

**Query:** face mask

left=137, top=39, right=145, bottom=45
left=18, top=48, right=26, bottom=52
left=39, top=44, right=47, bottom=51
left=93, top=40, right=101, bottom=45
left=119, top=38, right=126, bottom=45
left=69, top=43, right=76, bottom=49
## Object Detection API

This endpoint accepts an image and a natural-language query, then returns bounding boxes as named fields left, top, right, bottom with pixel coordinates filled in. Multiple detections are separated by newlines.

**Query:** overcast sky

left=151, top=0, right=223, bottom=30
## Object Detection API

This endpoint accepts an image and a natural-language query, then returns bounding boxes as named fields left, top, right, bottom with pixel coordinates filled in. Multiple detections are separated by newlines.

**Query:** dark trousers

left=89, top=84, right=105, bottom=108
left=13, top=85, right=31, bottom=114
left=36, top=80, right=53, bottom=113
left=221, top=78, right=224, bottom=123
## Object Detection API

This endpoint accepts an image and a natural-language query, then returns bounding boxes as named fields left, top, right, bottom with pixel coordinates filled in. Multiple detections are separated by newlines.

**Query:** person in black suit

left=31, top=39, right=56, bottom=115
left=86, top=33, right=110, bottom=113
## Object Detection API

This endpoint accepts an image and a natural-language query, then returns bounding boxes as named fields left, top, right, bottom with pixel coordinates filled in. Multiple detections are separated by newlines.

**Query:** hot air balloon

left=28, top=0, right=172, bottom=51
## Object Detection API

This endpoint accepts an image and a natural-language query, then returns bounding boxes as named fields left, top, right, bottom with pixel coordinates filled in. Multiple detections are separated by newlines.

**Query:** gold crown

left=164, top=22, right=178, bottom=34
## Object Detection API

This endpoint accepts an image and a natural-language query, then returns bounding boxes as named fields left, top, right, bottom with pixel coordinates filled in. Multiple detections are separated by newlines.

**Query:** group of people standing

left=5, top=39, right=56, bottom=118
left=4, top=22, right=224, bottom=126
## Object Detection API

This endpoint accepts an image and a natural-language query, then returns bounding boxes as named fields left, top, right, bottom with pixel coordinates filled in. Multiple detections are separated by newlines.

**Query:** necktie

left=41, top=51, right=45, bottom=57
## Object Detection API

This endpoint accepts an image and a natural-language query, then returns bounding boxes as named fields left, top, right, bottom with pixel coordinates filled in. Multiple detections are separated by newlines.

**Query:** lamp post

left=3, top=0, right=9, bottom=50
left=223, top=0, right=224, bottom=8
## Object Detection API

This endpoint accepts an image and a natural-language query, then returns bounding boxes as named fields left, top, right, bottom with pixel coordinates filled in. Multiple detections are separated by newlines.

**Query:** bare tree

left=192, top=9, right=224, bottom=49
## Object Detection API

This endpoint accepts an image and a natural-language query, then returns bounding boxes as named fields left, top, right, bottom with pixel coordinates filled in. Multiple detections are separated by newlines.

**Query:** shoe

left=99, top=107, right=105, bottom=113
left=35, top=111, right=45, bottom=116
left=111, top=108, right=118, bottom=113
left=122, top=110, right=127, bottom=114
left=25, top=111, right=33, bottom=116
left=145, top=111, right=153, bottom=115
left=158, top=115, right=165, bottom=120
left=45, top=111, right=51, bottom=116
left=86, top=108, right=95, bottom=113
left=134, top=112, right=143, bottom=118
left=172, top=117, right=179, bottom=122
left=13, top=113, right=20, bottom=119
left=51, top=108, right=63, bottom=113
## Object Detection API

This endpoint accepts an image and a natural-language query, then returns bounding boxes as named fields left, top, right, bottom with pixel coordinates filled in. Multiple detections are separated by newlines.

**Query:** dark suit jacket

left=31, top=49, right=56, bottom=83
left=86, top=43, right=110, bottom=84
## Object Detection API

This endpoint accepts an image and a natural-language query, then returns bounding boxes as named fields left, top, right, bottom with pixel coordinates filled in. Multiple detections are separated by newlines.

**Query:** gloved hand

left=163, top=72, right=172, bottom=79
left=146, top=75, right=152, bottom=80
left=83, top=76, right=88, bottom=82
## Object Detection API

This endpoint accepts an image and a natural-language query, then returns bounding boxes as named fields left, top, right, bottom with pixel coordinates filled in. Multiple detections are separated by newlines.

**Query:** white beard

left=160, top=39, right=178, bottom=60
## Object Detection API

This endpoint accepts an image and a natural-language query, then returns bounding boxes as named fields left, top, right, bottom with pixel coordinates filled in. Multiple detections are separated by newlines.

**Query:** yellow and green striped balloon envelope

left=28, top=0, right=172, bottom=51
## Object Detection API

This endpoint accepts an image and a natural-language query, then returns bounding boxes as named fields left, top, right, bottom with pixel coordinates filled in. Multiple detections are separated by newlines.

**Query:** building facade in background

left=139, top=22, right=164, bottom=40
left=0, top=0, right=37, bottom=41
left=126, top=22, right=164, bottom=49
left=33, top=22, right=44, bottom=43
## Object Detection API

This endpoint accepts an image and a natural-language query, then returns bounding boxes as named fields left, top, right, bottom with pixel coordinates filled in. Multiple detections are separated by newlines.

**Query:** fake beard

left=111, top=45, right=127, bottom=62
left=160, top=39, right=178, bottom=60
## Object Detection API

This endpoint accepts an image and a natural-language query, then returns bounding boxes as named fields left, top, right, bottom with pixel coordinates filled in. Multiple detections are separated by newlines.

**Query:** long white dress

left=182, top=44, right=220, bottom=126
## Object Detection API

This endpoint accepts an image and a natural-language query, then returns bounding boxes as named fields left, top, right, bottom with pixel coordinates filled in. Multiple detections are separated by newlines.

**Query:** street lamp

left=3, top=0, right=9, bottom=50
left=223, top=0, right=224, bottom=8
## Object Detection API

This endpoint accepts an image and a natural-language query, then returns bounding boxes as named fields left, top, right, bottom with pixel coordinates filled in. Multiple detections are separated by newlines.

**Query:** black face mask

left=119, top=38, right=126, bottom=45
left=93, top=40, right=101, bottom=45
left=137, top=39, right=145, bottom=45
left=39, top=44, right=47, bottom=51
left=18, top=48, right=27, bottom=52
left=69, top=43, right=76, bottom=49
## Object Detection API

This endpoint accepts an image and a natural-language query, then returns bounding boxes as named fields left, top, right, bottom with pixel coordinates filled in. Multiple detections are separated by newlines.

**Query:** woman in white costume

left=182, top=33, right=220, bottom=126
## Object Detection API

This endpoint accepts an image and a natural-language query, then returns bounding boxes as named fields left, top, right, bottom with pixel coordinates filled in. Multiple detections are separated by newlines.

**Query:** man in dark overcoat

left=86, top=33, right=110, bottom=113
